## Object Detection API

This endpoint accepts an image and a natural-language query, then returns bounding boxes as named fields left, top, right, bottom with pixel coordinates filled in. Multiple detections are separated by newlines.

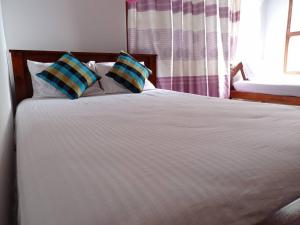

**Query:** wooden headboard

left=10, top=50, right=157, bottom=105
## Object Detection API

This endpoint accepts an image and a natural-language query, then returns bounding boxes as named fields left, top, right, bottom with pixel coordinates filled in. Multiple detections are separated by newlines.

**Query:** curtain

left=127, top=0, right=240, bottom=98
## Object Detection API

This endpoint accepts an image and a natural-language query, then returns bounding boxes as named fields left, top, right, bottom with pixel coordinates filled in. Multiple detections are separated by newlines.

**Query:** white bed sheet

left=16, top=89, right=300, bottom=225
left=233, top=80, right=300, bottom=97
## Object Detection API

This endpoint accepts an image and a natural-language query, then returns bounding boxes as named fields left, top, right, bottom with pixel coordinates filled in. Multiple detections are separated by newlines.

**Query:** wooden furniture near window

left=230, top=62, right=300, bottom=106
left=231, top=0, right=300, bottom=106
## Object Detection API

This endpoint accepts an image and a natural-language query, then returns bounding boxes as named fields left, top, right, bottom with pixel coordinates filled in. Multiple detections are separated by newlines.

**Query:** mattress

left=16, top=89, right=300, bottom=225
left=233, top=79, right=300, bottom=97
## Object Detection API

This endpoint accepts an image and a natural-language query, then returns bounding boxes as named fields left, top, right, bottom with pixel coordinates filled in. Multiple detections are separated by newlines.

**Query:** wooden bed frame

left=230, top=62, right=300, bottom=106
left=10, top=50, right=157, bottom=105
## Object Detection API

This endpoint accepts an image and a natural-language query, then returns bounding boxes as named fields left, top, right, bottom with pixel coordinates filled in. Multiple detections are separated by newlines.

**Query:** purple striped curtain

left=127, top=0, right=240, bottom=98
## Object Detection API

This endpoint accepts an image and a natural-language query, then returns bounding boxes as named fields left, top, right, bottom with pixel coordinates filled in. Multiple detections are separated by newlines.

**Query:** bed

left=11, top=50, right=300, bottom=225
left=233, top=80, right=300, bottom=98
left=230, top=63, right=300, bottom=106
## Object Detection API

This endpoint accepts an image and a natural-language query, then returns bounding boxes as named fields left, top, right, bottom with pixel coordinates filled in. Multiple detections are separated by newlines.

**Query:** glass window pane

left=291, top=0, right=300, bottom=31
left=287, top=36, right=300, bottom=71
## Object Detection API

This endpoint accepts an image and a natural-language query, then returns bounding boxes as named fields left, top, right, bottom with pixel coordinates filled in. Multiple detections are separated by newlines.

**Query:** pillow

left=106, top=51, right=151, bottom=93
left=28, top=61, right=65, bottom=98
left=82, top=62, right=105, bottom=97
left=95, top=62, right=155, bottom=94
left=36, top=53, right=100, bottom=99
left=28, top=53, right=100, bottom=99
left=28, top=60, right=104, bottom=98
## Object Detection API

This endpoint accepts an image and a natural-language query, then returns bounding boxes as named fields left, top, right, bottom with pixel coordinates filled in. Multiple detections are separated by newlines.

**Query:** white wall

left=237, top=0, right=289, bottom=78
left=2, top=0, right=127, bottom=52
left=0, top=1, right=13, bottom=225
left=236, top=0, right=268, bottom=77
left=263, top=0, right=289, bottom=75
left=237, top=0, right=266, bottom=61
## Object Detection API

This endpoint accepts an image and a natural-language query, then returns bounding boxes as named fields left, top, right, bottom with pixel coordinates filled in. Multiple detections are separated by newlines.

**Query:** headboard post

left=149, top=54, right=157, bottom=86
left=9, top=50, right=157, bottom=106
left=10, top=51, right=33, bottom=104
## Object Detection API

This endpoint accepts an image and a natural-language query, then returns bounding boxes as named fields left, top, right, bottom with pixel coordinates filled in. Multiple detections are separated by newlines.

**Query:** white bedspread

left=233, top=79, right=300, bottom=97
left=16, top=89, right=300, bottom=225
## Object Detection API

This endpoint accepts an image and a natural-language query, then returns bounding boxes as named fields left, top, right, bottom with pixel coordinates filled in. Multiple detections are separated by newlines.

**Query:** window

left=285, top=0, right=300, bottom=73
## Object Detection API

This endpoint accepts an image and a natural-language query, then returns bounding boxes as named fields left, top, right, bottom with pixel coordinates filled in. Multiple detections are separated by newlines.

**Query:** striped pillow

left=106, top=51, right=151, bottom=93
left=37, top=53, right=100, bottom=99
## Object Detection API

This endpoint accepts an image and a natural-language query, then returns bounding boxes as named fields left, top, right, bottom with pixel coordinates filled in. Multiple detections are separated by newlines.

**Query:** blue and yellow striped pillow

left=106, top=51, right=151, bottom=93
left=37, top=53, right=100, bottom=99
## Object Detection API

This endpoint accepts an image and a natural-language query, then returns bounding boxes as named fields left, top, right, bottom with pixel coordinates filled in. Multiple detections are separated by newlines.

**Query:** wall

left=236, top=0, right=289, bottom=78
left=263, top=0, right=289, bottom=76
left=0, top=1, right=14, bottom=225
left=236, top=0, right=269, bottom=78
left=237, top=0, right=266, bottom=61
left=2, top=0, right=127, bottom=52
